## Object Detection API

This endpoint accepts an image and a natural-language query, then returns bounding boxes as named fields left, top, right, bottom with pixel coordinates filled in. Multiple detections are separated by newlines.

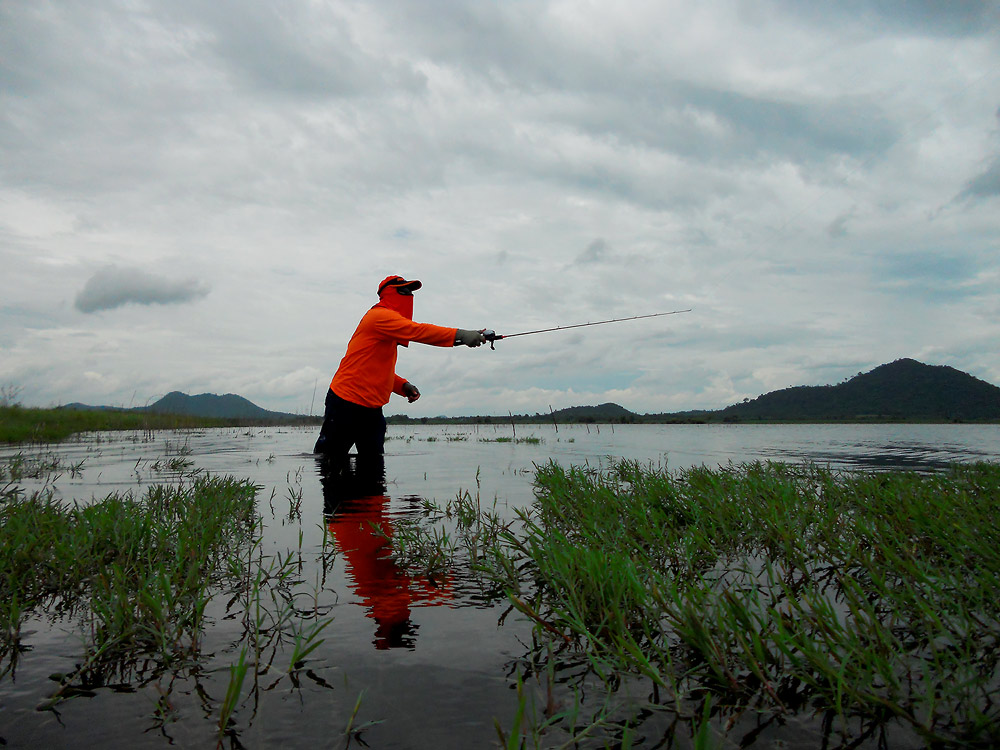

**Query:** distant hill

left=62, top=391, right=308, bottom=422
left=62, top=402, right=126, bottom=412
left=60, top=359, right=1000, bottom=426
left=388, top=358, right=1000, bottom=424
left=550, top=402, right=634, bottom=421
left=143, top=391, right=303, bottom=421
left=717, top=359, right=1000, bottom=422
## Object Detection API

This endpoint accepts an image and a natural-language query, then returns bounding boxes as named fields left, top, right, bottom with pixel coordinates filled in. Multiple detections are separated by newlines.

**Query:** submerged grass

left=0, top=475, right=260, bottom=680
left=1, top=454, right=340, bottom=745
left=480, top=435, right=545, bottom=445
left=394, top=460, right=1000, bottom=747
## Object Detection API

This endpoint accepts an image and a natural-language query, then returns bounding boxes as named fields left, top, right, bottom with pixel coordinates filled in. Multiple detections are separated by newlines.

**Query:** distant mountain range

left=61, top=359, right=1000, bottom=424
left=63, top=391, right=308, bottom=423
left=391, top=358, right=1000, bottom=424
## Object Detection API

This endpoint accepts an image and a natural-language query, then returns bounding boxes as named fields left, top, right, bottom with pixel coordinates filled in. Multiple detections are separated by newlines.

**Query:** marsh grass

left=0, top=405, right=317, bottom=445
left=480, top=435, right=545, bottom=445
left=385, top=430, right=547, bottom=446
left=0, top=452, right=340, bottom=746
left=384, top=488, right=515, bottom=588
left=0, top=476, right=260, bottom=682
left=0, top=450, right=87, bottom=483
left=215, top=533, right=337, bottom=744
left=0, top=404, right=243, bottom=444
left=393, top=460, right=1000, bottom=747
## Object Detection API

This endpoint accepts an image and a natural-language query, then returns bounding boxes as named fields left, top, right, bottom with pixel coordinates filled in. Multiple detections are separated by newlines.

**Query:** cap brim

left=389, top=279, right=421, bottom=292
left=378, top=277, right=422, bottom=295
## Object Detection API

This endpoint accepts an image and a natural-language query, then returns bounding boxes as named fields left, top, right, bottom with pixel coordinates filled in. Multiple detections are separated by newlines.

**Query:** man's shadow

left=316, top=455, right=452, bottom=650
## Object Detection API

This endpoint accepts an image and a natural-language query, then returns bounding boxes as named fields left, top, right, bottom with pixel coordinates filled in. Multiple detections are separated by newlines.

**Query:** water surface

left=2, top=423, right=998, bottom=747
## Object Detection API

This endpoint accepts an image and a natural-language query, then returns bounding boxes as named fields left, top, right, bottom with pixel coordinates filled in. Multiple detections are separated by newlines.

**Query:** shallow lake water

left=2, top=422, right=999, bottom=748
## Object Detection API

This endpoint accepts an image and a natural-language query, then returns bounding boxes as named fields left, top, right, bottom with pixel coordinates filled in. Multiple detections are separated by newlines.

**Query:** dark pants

left=313, top=390, right=387, bottom=474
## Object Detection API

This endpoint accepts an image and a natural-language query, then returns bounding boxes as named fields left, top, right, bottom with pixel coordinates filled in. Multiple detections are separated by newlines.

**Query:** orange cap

left=377, top=276, right=422, bottom=296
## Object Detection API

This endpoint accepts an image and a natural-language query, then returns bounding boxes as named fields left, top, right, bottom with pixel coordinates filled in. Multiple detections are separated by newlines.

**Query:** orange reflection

left=318, top=458, right=453, bottom=650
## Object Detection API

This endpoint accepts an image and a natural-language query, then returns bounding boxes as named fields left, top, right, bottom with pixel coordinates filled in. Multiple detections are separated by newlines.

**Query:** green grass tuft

left=393, top=459, right=1000, bottom=747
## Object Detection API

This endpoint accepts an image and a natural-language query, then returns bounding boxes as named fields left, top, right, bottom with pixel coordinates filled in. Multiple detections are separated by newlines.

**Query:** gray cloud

left=871, top=249, right=989, bottom=304
left=774, top=0, right=1000, bottom=37
left=162, top=0, right=427, bottom=98
left=388, top=3, right=898, bottom=166
left=959, top=157, right=1000, bottom=201
left=576, top=238, right=609, bottom=265
left=75, top=266, right=210, bottom=313
left=562, top=86, right=897, bottom=169
left=827, top=211, right=852, bottom=238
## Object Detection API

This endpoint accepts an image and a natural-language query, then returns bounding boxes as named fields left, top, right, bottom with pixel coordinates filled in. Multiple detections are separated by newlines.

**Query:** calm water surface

left=2, top=423, right=998, bottom=748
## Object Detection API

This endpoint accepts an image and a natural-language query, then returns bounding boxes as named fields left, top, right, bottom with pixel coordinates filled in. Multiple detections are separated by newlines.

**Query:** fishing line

left=482, top=309, right=692, bottom=349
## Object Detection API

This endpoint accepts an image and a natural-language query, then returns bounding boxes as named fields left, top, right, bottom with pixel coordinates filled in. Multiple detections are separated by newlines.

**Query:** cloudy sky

left=2, top=1, right=999, bottom=417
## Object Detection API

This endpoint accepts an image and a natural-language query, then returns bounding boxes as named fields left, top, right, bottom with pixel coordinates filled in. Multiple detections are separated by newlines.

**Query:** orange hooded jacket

left=330, top=287, right=456, bottom=408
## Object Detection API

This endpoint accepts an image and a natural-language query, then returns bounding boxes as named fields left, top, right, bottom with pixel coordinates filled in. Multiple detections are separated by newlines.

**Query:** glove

left=455, top=328, right=485, bottom=347
left=401, top=382, right=421, bottom=402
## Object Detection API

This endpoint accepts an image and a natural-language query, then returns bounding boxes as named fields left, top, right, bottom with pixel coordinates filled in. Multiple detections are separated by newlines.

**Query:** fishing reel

left=482, top=330, right=500, bottom=350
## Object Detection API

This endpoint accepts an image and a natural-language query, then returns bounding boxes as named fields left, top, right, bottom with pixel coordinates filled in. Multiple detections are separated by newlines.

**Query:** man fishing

left=313, top=275, right=486, bottom=468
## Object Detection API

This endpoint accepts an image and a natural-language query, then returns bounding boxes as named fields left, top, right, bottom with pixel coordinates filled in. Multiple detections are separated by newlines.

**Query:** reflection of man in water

left=318, top=458, right=452, bottom=650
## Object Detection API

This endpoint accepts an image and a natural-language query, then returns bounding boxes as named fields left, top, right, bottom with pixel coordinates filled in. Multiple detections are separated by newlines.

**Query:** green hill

left=717, top=358, right=1000, bottom=422
left=550, top=403, right=635, bottom=422
left=143, top=391, right=302, bottom=421
left=62, top=392, right=308, bottom=422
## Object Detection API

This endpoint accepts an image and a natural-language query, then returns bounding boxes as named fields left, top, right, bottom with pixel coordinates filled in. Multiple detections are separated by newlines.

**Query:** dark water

left=2, top=423, right=998, bottom=748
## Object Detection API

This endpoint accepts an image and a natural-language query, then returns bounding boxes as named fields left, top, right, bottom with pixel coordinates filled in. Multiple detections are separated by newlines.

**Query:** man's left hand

left=402, top=382, right=421, bottom=402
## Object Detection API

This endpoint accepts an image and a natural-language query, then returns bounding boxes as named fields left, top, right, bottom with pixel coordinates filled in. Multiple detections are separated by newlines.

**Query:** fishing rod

left=482, top=309, right=692, bottom=349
